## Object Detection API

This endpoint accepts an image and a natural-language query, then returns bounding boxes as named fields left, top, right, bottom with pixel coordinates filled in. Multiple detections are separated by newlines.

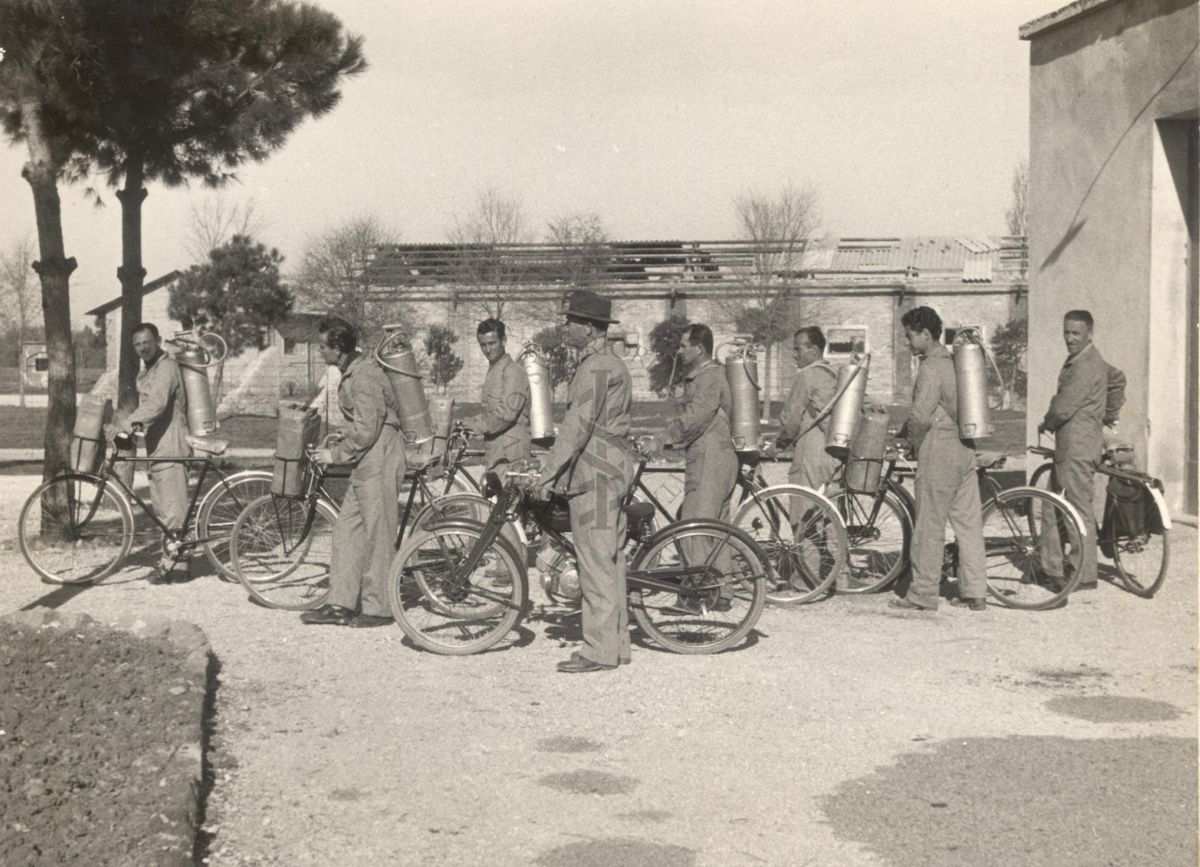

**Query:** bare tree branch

left=447, top=187, right=533, bottom=319
left=725, top=180, right=821, bottom=344
left=1005, top=158, right=1029, bottom=237
left=0, top=236, right=42, bottom=351
left=546, top=212, right=609, bottom=288
left=185, top=194, right=268, bottom=263
left=292, top=215, right=405, bottom=347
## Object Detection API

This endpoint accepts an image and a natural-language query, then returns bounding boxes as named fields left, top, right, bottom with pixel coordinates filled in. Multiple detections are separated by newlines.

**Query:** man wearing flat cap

left=537, top=290, right=635, bottom=673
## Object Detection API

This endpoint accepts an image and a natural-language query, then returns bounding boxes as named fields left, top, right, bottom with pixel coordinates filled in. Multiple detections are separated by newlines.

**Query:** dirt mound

left=0, top=610, right=211, bottom=866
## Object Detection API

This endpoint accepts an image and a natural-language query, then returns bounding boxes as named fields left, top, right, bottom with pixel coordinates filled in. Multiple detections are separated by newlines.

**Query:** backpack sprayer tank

left=724, top=339, right=761, bottom=452
left=952, top=329, right=993, bottom=440
left=825, top=353, right=870, bottom=456
left=375, top=326, right=434, bottom=446
left=518, top=342, right=555, bottom=442
left=845, top=403, right=890, bottom=494
left=170, top=330, right=226, bottom=436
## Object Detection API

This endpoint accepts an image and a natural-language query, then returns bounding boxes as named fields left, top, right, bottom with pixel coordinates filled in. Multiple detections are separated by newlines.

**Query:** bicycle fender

left=744, top=483, right=844, bottom=525
left=638, top=517, right=769, bottom=570
left=1008, top=486, right=1089, bottom=539
left=420, top=494, right=529, bottom=545
left=404, top=516, right=528, bottom=569
left=1146, top=485, right=1173, bottom=531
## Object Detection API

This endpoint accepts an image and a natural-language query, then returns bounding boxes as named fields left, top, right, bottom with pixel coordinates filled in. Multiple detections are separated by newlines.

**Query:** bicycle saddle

left=973, top=450, right=1007, bottom=470
left=187, top=435, right=229, bottom=456
left=623, top=501, right=656, bottom=523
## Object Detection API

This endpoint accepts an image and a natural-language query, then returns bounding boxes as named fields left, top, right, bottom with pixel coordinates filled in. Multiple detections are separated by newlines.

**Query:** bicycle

left=18, top=427, right=270, bottom=584
left=823, top=441, right=915, bottom=594
left=229, top=437, right=489, bottom=610
left=942, top=449, right=1089, bottom=610
left=632, top=447, right=847, bottom=605
left=387, top=437, right=769, bottom=656
left=1029, top=442, right=1171, bottom=598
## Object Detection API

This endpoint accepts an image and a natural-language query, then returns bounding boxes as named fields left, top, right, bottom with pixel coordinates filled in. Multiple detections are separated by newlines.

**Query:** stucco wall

left=1025, top=0, right=1199, bottom=515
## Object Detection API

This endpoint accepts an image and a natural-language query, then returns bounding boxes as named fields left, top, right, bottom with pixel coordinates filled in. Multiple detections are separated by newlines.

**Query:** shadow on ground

left=823, top=735, right=1197, bottom=866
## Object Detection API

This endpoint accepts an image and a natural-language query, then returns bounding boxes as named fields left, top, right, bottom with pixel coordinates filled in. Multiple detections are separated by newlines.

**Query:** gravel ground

left=0, top=472, right=1194, bottom=865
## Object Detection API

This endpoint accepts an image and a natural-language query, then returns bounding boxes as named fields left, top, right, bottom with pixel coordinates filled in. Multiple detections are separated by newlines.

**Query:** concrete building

left=86, top=273, right=332, bottom=418
left=1020, top=0, right=1199, bottom=518
left=366, top=235, right=1028, bottom=410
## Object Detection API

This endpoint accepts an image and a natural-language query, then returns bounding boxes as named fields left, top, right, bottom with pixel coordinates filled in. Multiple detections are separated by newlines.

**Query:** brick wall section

left=392, top=281, right=1023, bottom=412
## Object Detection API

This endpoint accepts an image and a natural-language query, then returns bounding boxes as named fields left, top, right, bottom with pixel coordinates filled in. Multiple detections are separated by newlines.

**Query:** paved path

left=0, top=474, right=1193, bottom=865
left=0, top=394, right=48, bottom=407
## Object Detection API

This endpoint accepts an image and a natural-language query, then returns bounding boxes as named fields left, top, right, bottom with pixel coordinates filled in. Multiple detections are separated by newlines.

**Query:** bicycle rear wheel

left=18, top=474, right=133, bottom=584
left=629, top=520, right=767, bottom=654
left=1111, top=528, right=1169, bottom=598
left=231, top=493, right=337, bottom=610
left=733, top=485, right=847, bottom=605
left=197, top=470, right=274, bottom=581
left=388, top=521, right=528, bottom=655
left=832, top=484, right=912, bottom=593
left=982, top=487, right=1083, bottom=610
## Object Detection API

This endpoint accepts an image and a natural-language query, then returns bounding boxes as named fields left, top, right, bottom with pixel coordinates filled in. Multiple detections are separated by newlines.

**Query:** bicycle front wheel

left=18, top=474, right=134, bottom=584
left=982, top=487, right=1083, bottom=610
left=230, top=494, right=337, bottom=610
left=1111, top=527, right=1169, bottom=598
left=832, top=483, right=912, bottom=593
left=388, top=521, right=528, bottom=655
left=733, top=485, right=847, bottom=605
left=629, top=519, right=767, bottom=654
left=197, top=469, right=274, bottom=581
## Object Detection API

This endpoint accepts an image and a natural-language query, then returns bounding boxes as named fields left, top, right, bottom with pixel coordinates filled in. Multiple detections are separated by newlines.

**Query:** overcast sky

left=0, top=0, right=1055, bottom=322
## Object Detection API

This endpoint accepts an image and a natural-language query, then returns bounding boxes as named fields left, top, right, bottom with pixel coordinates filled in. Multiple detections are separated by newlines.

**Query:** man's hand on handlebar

left=108, top=422, right=143, bottom=449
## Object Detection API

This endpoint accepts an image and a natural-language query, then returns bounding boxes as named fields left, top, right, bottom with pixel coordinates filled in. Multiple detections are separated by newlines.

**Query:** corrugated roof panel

left=962, top=254, right=994, bottom=282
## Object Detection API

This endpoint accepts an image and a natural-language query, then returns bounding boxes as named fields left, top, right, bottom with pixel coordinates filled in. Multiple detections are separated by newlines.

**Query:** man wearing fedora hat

left=537, top=289, right=635, bottom=673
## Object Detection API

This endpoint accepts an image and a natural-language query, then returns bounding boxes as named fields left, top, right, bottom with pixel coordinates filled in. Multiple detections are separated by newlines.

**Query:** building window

left=826, top=326, right=868, bottom=358
left=283, top=337, right=297, bottom=355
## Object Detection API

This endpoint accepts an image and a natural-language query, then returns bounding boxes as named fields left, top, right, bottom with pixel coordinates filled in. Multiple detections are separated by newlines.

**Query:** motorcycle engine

left=536, top=537, right=581, bottom=604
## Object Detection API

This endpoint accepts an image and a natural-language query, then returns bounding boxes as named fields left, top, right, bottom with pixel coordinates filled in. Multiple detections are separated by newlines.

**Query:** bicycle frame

left=631, top=451, right=775, bottom=525
left=93, top=449, right=234, bottom=549
left=278, top=449, right=453, bottom=552
left=829, top=456, right=914, bottom=528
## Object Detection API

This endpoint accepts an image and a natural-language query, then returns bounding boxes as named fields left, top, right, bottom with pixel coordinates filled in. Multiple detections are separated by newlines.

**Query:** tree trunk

left=115, top=158, right=148, bottom=414
left=20, top=100, right=77, bottom=487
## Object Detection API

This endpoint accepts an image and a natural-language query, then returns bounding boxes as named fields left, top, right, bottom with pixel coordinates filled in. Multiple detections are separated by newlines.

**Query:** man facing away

left=476, top=318, right=530, bottom=473
left=301, top=316, right=406, bottom=628
left=776, top=325, right=838, bottom=491
left=890, top=306, right=988, bottom=612
left=1038, top=309, right=1108, bottom=591
left=537, top=290, right=634, bottom=673
left=115, top=323, right=191, bottom=583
